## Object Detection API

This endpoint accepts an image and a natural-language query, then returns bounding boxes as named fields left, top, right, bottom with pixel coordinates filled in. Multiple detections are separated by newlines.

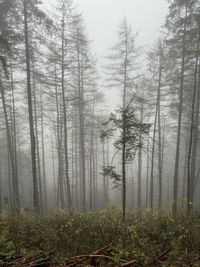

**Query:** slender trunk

left=0, top=79, right=19, bottom=209
left=182, top=131, right=189, bottom=209
left=0, top=160, right=2, bottom=212
left=146, top=115, right=150, bottom=208
left=187, top=24, right=200, bottom=214
left=102, top=140, right=107, bottom=205
left=138, top=99, right=144, bottom=209
left=89, top=146, right=93, bottom=210
left=61, top=11, right=71, bottom=208
left=157, top=48, right=163, bottom=210
left=10, top=65, right=19, bottom=203
left=77, top=38, right=86, bottom=211
left=23, top=0, right=39, bottom=212
left=122, top=29, right=128, bottom=221
left=173, top=4, right=188, bottom=215
left=7, top=155, right=13, bottom=209
left=41, top=93, right=47, bottom=212
left=150, top=105, right=158, bottom=210
left=55, top=66, right=64, bottom=208
left=74, top=106, right=79, bottom=208
left=32, top=69, right=43, bottom=214
left=122, top=111, right=126, bottom=220
left=51, top=137, right=56, bottom=208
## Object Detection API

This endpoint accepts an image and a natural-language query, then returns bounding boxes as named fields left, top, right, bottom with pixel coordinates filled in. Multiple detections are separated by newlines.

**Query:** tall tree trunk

left=190, top=59, right=200, bottom=209
left=32, top=69, right=43, bottom=214
left=122, top=29, right=128, bottom=221
left=23, top=0, right=39, bottom=212
left=187, top=24, right=200, bottom=214
left=150, top=105, right=158, bottom=210
left=10, top=65, right=19, bottom=202
left=41, top=93, right=47, bottom=212
left=61, top=11, right=71, bottom=208
left=146, top=115, right=150, bottom=209
left=182, top=130, right=189, bottom=209
left=101, top=140, right=107, bottom=205
left=55, top=66, right=65, bottom=208
left=138, top=98, right=144, bottom=209
left=77, top=38, right=86, bottom=211
left=0, top=160, right=2, bottom=212
left=172, top=4, right=188, bottom=215
left=0, top=78, right=19, bottom=209
left=157, top=47, right=163, bottom=210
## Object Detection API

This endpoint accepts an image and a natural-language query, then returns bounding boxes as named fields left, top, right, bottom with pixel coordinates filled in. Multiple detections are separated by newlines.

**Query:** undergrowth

left=0, top=206, right=199, bottom=266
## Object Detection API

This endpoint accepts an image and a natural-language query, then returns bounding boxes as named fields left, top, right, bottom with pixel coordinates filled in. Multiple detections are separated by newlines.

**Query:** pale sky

left=43, top=0, right=169, bottom=108
left=72, top=0, right=168, bottom=57
left=44, top=0, right=168, bottom=57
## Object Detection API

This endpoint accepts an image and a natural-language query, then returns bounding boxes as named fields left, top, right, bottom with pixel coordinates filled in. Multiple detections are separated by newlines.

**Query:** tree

left=102, top=105, right=150, bottom=220
left=104, top=18, right=140, bottom=219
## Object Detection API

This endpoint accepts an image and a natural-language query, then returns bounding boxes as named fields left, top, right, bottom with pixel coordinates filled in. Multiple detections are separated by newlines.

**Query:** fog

left=1, top=1, right=200, bottom=265
left=0, top=0, right=200, bottom=216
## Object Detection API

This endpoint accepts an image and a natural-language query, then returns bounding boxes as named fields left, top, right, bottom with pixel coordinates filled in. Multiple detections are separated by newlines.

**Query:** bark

left=23, top=0, right=39, bottom=212
left=146, top=115, right=150, bottom=208
left=122, top=29, right=128, bottom=221
left=41, top=93, right=47, bottom=212
left=61, top=10, right=71, bottom=208
left=0, top=78, right=19, bottom=208
left=10, top=65, right=19, bottom=203
left=172, top=4, right=188, bottom=215
left=77, top=35, right=86, bottom=211
left=187, top=24, right=200, bottom=214
left=101, top=139, right=107, bottom=205
left=150, top=105, right=158, bottom=210
left=0, top=160, right=2, bottom=211
left=157, top=48, right=163, bottom=210
left=33, top=69, right=43, bottom=214
left=55, top=66, right=65, bottom=208
left=138, top=98, right=144, bottom=209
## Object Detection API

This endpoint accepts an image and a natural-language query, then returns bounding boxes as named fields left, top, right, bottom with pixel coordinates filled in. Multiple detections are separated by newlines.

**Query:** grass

left=0, top=206, right=200, bottom=266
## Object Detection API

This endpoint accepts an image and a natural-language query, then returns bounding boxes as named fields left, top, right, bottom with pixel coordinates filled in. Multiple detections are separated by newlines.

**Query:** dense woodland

left=1, top=0, right=200, bottom=266
left=0, top=0, right=200, bottom=215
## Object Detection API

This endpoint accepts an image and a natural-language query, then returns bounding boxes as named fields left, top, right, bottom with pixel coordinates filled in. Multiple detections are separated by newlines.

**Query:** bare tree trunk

left=173, top=4, right=188, bottom=215
left=101, top=140, right=107, bottom=205
left=61, top=11, right=71, bottom=208
left=10, top=65, right=19, bottom=203
left=138, top=98, right=144, bottom=209
left=77, top=40, right=86, bottom=211
left=150, top=105, right=158, bottom=210
left=74, top=106, right=79, bottom=208
left=55, top=66, right=65, bottom=208
left=122, top=29, right=128, bottom=221
left=187, top=23, right=200, bottom=214
left=0, top=78, right=19, bottom=209
left=41, top=93, right=47, bottom=212
left=32, top=70, right=43, bottom=214
left=23, top=0, right=39, bottom=212
left=190, top=59, right=200, bottom=209
left=157, top=49, right=163, bottom=211
left=182, top=131, right=189, bottom=209
left=7, top=155, right=13, bottom=209
left=146, top=115, right=150, bottom=209
left=51, top=136, right=57, bottom=208
left=89, top=145, right=93, bottom=210
left=122, top=112, right=126, bottom=220
left=0, top=160, right=2, bottom=212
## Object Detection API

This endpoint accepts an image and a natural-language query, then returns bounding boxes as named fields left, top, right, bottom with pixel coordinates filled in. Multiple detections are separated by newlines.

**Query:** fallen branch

left=155, top=248, right=171, bottom=261
left=121, top=259, right=138, bottom=266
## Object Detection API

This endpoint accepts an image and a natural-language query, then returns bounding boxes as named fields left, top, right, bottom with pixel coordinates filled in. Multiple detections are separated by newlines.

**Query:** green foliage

left=101, top=166, right=121, bottom=189
left=106, top=107, right=151, bottom=159
left=0, top=208, right=199, bottom=266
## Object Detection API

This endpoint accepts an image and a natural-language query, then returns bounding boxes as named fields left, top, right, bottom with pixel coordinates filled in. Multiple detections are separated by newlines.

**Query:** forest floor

left=0, top=206, right=200, bottom=267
